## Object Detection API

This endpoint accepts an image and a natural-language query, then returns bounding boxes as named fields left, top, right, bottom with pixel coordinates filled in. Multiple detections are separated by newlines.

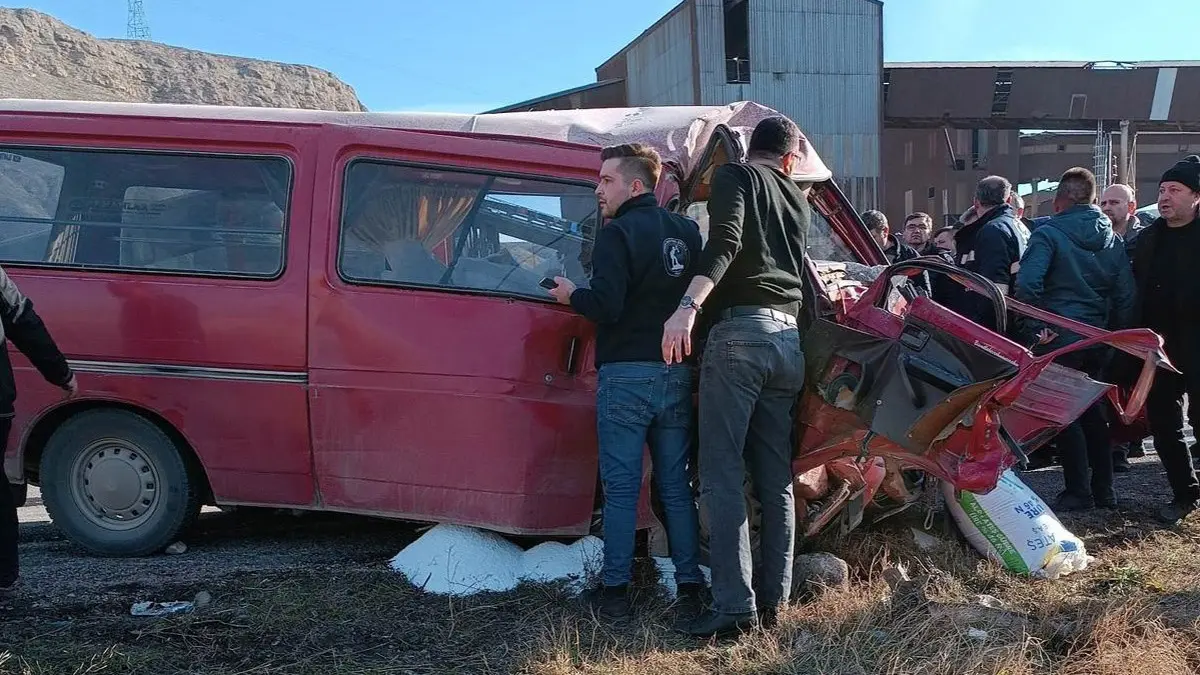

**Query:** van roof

left=0, top=99, right=833, bottom=182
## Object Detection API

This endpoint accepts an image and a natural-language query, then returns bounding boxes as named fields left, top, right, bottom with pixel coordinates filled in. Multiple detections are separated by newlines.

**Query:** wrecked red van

left=0, top=100, right=1170, bottom=557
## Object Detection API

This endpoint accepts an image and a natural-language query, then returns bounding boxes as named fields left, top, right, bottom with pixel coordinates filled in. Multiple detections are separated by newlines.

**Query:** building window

left=971, top=129, right=989, bottom=169
left=0, top=146, right=290, bottom=277
left=904, top=141, right=914, bottom=167
left=723, top=0, right=750, bottom=84
left=998, top=131, right=1010, bottom=155
left=904, top=190, right=914, bottom=215
left=1068, top=94, right=1087, bottom=120
left=338, top=160, right=598, bottom=301
left=990, top=69, right=1014, bottom=117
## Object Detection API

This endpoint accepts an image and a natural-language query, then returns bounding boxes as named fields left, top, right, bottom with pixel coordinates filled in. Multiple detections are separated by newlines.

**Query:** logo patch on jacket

left=662, top=238, right=689, bottom=277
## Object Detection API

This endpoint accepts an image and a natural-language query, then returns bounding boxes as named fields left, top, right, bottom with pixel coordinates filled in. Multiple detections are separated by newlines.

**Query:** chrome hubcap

left=71, top=440, right=160, bottom=531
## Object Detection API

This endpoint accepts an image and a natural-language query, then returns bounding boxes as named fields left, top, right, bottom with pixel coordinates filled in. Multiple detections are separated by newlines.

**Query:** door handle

left=563, top=336, right=580, bottom=375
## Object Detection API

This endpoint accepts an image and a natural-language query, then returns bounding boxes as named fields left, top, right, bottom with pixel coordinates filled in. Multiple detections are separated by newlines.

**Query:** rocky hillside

left=0, top=8, right=365, bottom=111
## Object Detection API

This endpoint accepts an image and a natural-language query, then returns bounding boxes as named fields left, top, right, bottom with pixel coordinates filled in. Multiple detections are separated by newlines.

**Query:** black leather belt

left=716, top=306, right=797, bottom=326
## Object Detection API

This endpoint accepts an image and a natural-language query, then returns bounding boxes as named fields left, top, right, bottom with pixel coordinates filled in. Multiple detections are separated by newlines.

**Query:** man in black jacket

left=951, top=176, right=1027, bottom=331
left=661, top=116, right=809, bottom=638
left=1, top=266, right=76, bottom=595
left=1099, top=183, right=1148, bottom=471
left=902, top=212, right=938, bottom=255
left=549, top=143, right=706, bottom=620
left=863, top=210, right=919, bottom=264
left=1130, top=155, right=1200, bottom=524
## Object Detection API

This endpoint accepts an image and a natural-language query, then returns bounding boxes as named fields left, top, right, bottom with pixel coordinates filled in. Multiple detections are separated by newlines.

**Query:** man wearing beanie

left=1129, top=155, right=1200, bottom=524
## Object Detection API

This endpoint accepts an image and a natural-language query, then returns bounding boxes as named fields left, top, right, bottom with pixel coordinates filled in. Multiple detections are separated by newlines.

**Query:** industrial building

left=883, top=61, right=1200, bottom=224
left=493, top=4, right=1200, bottom=225
left=489, top=0, right=885, bottom=211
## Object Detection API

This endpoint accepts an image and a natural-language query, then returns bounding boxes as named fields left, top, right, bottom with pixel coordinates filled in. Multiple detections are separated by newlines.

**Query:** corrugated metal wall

left=694, top=0, right=882, bottom=210
left=624, top=6, right=697, bottom=107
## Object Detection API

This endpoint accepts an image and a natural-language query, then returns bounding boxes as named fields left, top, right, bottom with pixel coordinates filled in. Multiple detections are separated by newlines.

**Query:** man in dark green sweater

left=662, top=116, right=810, bottom=638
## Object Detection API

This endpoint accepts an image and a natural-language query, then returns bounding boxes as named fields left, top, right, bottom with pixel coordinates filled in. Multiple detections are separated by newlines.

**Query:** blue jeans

left=699, top=315, right=805, bottom=615
left=597, top=361, right=703, bottom=588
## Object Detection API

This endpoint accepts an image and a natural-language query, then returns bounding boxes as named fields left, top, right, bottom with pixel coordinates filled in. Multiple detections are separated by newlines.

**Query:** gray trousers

left=698, top=313, right=805, bottom=615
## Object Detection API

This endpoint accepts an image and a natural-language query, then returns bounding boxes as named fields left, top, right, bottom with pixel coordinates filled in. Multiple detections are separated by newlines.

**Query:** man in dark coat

left=863, top=210, right=919, bottom=264
left=1099, top=183, right=1148, bottom=471
left=951, top=176, right=1027, bottom=331
left=1, top=266, right=77, bottom=595
left=1129, top=155, right=1200, bottom=525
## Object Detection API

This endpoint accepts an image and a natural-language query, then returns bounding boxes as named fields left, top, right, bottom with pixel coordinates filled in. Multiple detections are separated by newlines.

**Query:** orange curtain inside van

left=349, top=183, right=477, bottom=252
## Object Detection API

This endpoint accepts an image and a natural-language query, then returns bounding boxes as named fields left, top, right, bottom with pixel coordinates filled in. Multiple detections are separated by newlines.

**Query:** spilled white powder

left=389, top=524, right=603, bottom=596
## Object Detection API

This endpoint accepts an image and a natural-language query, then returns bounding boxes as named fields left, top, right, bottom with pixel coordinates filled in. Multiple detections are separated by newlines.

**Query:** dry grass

left=3, top=491, right=1199, bottom=673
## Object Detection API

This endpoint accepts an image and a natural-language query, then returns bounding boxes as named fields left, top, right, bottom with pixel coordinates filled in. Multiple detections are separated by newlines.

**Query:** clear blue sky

left=14, top=0, right=1198, bottom=112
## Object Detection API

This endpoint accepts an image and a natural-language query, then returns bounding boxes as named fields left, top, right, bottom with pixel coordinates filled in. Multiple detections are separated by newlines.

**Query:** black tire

left=40, top=409, right=200, bottom=557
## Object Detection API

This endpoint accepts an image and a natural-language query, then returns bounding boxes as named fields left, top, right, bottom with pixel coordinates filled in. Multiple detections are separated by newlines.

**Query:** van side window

left=338, top=161, right=597, bottom=300
left=0, top=147, right=290, bottom=277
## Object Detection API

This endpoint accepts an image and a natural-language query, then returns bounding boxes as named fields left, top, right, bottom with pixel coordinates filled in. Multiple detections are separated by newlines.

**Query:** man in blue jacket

left=1015, top=167, right=1135, bottom=511
left=549, top=143, right=706, bottom=621
left=952, top=176, right=1027, bottom=331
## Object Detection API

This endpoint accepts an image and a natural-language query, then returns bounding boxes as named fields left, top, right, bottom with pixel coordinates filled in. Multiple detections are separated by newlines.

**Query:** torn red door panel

left=795, top=258, right=1174, bottom=500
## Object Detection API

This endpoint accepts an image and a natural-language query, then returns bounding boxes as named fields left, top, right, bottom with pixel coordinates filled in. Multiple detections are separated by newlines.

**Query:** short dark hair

left=904, top=212, right=933, bottom=229
left=861, top=210, right=888, bottom=233
left=1056, top=167, right=1097, bottom=206
left=933, top=225, right=957, bottom=238
left=748, top=116, right=801, bottom=160
left=600, top=143, right=661, bottom=190
left=976, top=175, right=1012, bottom=207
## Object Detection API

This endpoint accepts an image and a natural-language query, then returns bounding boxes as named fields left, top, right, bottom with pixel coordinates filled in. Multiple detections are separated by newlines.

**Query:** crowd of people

left=546, top=109, right=1200, bottom=638
left=863, top=158, right=1200, bottom=523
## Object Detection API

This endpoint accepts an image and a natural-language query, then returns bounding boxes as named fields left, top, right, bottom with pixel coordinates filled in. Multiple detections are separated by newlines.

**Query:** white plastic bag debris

left=131, top=600, right=194, bottom=617
left=943, top=470, right=1093, bottom=579
left=389, top=524, right=603, bottom=596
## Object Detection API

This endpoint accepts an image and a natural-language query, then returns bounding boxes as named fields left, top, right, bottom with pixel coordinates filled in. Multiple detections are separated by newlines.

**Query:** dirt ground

left=2, top=450, right=1199, bottom=675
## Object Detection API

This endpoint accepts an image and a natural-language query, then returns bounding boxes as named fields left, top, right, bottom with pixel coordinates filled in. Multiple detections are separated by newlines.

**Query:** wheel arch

left=20, top=399, right=213, bottom=504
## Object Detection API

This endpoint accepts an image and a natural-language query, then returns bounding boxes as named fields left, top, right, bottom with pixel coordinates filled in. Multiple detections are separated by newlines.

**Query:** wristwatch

left=679, top=295, right=701, bottom=313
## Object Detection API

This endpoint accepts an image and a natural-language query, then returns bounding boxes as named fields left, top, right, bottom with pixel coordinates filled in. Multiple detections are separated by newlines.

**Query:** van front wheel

left=40, top=409, right=200, bottom=557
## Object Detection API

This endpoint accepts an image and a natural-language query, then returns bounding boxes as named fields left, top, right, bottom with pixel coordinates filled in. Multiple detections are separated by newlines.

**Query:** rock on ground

left=792, top=552, right=850, bottom=600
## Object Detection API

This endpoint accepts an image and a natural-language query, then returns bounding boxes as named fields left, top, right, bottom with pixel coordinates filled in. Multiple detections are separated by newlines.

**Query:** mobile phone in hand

left=539, top=277, right=559, bottom=290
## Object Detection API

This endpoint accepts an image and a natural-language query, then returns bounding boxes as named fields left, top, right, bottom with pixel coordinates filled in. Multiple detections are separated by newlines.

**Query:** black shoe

left=582, top=584, right=630, bottom=620
left=673, top=582, right=708, bottom=620
left=683, top=609, right=758, bottom=638
left=1159, top=500, right=1198, bottom=525
left=1113, top=455, right=1131, bottom=473
left=1094, top=490, right=1118, bottom=509
left=1127, top=445, right=1146, bottom=459
left=757, top=605, right=780, bottom=630
left=1054, top=492, right=1093, bottom=512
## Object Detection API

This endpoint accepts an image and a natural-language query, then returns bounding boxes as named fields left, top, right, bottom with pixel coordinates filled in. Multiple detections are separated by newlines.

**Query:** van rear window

left=338, top=160, right=597, bottom=300
left=0, top=147, right=291, bottom=278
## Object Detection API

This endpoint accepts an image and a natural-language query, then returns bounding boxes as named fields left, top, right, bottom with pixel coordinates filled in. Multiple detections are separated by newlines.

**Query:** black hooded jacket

left=0, top=265, right=73, bottom=414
